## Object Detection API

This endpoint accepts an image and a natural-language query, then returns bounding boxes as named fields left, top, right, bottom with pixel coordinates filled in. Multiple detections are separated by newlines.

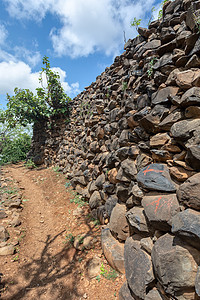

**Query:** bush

left=0, top=131, right=31, bottom=165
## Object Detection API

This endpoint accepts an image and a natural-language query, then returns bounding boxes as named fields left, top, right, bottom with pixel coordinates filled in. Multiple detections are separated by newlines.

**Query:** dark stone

left=33, top=154, right=44, bottom=165
left=159, top=109, right=183, bottom=131
left=126, top=207, right=150, bottom=235
left=115, top=146, right=139, bottom=161
left=121, top=159, right=137, bottom=180
left=157, top=39, right=177, bottom=56
left=116, top=183, right=130, bottom=202
left=116, top=167, right=131, bottom=183
left=142, top=193, right=180, bottom=231
left=103, top=182, right=115, bottom=194
left=95, top=173, right=105, bottom=189
left=186, top=54, right=200, bottom=68
left=154, top=71, right=167, bottom=86
left=151, top=86, right=179, bottom=106
left=89, top=191, right=102, bottom=209
left=189, top=37, right=200, bottom=57
left=105, top=196, right=118, bottom=218
left=186, top=145, right=200, bottom=171
left=160, top=27, right=176, bottom=44
left=185, top=33, right=199, bottom=55
left=136, top=153, right=153, bottom=171
left=151, top=149, right=172, bottom=162
left=124, top=237, right=155, bottom=299
left=136, top=94, right=150, bottom=110
left=139, top=105, right=169, bottom=134
left=180, top=87, right=200, bottom=107
left=153, top=53, right=173, bottom=70
left=119, top=281, right=136, bottom=300
left=172, top=209, right=200, bottom=250
left=137, top=163, right=176, bottom=192
left=170, top=119, right=200, bottom=144
left=177, top=173, right=200, bottom=210
left=151, top=234, right=200, bottom=297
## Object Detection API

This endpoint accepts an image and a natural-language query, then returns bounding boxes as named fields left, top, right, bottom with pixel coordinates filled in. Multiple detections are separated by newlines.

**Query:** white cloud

left=14, top=46, right=41, bottom=67
left=0, top=60, right=79, bottom=98
left=3, top=0, right=158, bottom=58
left=0, top=61, right=40, bottom=94
left=0, top=24, right=8, bottom=45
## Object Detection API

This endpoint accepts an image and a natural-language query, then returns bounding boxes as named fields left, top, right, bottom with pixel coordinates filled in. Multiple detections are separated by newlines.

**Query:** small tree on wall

left=2, top=56, right=71, bottom=164
left=5, top=56, right=71, bottom=128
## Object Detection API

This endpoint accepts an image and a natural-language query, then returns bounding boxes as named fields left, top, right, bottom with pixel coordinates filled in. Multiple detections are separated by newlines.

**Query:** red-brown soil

left=0, top=163, right=125, bottom=299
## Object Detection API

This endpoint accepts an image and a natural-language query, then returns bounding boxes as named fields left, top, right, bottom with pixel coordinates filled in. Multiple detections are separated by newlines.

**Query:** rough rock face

left=30, top=0, right=200, bottom=298
left=151, top=234, right=200, bottom=298
left=124, top=237, right=155, bottom=300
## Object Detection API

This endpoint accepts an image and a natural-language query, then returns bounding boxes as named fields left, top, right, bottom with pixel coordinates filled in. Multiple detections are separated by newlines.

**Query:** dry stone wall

left=33, top=0, right=200, bottom=298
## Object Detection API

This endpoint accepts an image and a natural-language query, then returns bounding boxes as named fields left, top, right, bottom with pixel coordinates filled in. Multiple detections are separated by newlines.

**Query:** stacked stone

left=43, top=0, right=200, bottom=298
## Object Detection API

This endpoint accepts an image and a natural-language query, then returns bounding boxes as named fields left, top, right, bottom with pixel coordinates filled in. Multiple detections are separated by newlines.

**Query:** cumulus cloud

left=0, top=61, right=80, bottom=98
left=3, top=0, right=158, bottom=58
left=0, top=61, right=40, bottom=94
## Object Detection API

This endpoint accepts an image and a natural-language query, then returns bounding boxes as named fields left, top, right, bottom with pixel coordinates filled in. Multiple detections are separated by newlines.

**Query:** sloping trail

left=0, top=164, right=124, bottom=300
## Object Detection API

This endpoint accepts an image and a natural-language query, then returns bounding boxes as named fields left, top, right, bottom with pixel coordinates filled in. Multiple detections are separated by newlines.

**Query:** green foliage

left=65, top=181, right=71, bottom=188
left=24, top=159, right=36, bottom=169
left=130, top=17, right=141, bottom=31
left=5, top=56, right=71, bottom=128
left=65, top=233, right=75, bottom=246
left=70, top=192, right=87, bottom=207
left=147, top=57, right=157, bottom=78
left=100, top=263, right=119, bottom=281
left=0, top=120, right=31, bottom=165
left=122, top=81, right=128, bottom=92
left=148, top=6, right=156, bottom=26
left=158, top=0, right=169, bottom=19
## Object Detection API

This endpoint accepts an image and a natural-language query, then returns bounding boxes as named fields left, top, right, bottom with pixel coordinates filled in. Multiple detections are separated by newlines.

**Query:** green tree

left=5, top=56, right=71, bottom=128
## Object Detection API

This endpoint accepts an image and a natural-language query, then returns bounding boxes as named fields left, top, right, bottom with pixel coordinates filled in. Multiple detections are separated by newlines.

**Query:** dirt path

left=0, top=164, right=124, bottom=300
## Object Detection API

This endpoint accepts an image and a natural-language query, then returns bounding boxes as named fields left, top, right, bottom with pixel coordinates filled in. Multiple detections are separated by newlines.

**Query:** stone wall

left=32, top=0, right=200, bottom=298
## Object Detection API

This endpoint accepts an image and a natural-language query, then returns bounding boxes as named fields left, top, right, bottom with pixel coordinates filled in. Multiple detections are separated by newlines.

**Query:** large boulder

left=177, top=173, right=200, bottom=210
left=172, top=209, right=200, bottom=250
left=142, top=193, right=180, bottom=231
left=151, top=234, right=200, bottom=297
left=137, top=163, right=176, bottom=192
left=124, top=237, right=155, bottom=299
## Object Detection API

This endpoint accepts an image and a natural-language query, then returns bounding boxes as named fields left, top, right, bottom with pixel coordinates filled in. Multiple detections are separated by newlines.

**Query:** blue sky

left=0, top=0, right=162, bottom=109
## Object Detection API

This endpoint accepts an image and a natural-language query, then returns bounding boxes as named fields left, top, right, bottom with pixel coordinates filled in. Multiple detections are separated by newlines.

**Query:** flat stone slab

left=124, top=237, right=154, bottom=299
left=142, top=193, right=180, bottom=231
left=172, top=208, right=200, bottom=250
left=101, top=226, right=125, bottom=274
left=137, top=163, right=176, bottom=192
